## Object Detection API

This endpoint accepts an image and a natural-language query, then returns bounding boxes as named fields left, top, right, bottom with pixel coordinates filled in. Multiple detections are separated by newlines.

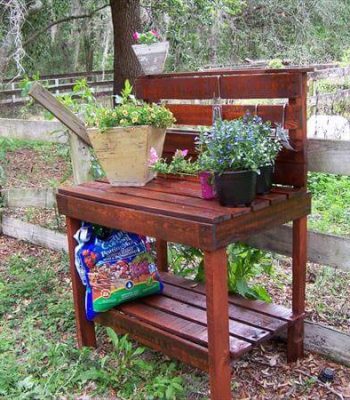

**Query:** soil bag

left=74, top=223, right=163, bottom=320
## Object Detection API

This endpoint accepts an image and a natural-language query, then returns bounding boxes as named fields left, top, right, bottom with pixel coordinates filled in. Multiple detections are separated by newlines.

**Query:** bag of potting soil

left=74, top=223, right=163, bottom=320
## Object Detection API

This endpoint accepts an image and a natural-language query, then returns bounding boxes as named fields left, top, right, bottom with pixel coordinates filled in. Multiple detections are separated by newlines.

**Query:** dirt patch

left=257, top=257, right=350, bottom=334
left=4, top=146, right=72, bottom=188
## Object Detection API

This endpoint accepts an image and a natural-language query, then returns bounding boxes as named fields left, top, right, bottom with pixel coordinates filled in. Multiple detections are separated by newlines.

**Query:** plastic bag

left=74, top=223, right=163, bottom=320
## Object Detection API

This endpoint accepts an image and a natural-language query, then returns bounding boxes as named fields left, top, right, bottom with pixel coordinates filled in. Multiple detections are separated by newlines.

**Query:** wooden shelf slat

left=94, top=272, right=293, bottom=370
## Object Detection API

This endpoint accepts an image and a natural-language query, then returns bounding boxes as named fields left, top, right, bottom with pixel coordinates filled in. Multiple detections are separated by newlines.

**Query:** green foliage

left=340, top=48, right=350, bottom=66
left=150, top=149, right=199, bottom=175
left=308, top=172, right=350, bottom=236
left=268, top=59, right=284, bottom=69
left=134, top=30, right=162, bottom=45
left=226, top=243, right=273, bottom=302
left=168, top=242, right=273, bottom=302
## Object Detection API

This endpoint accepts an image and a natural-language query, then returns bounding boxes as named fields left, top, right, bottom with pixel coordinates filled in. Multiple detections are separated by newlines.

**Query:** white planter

left=87, top=126, right=166, bottom=187
left=132, top=41, right=169, bottom=75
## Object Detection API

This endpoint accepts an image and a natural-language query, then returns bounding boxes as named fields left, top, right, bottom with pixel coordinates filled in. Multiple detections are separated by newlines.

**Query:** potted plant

left=132, top=30, right=169, bottom=75
left=149, top=149, right=216, bottom=199
left=196, top=119, right=264, bottom=207
left=242, top=114, right=282, bottom=194
left=86, top=80, right=175, bottom=186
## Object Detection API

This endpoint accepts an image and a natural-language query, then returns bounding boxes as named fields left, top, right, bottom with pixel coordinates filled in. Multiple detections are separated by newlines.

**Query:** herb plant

left=196, top=115, right=282, bottom=173
left=86, top=80, right=175, bottom=130
left=149, top=148, right=199, bottom=175
left=168, top=242, right=273, bottom=302
left=133, top=30, right=162, bottom=45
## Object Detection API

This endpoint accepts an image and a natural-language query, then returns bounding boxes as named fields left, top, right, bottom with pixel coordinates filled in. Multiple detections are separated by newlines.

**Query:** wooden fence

left=0, top=69, right=114, bottom=105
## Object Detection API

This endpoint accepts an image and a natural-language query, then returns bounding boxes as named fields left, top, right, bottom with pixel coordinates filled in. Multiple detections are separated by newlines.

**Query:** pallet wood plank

left=165, top=104, right=302, bottom=129
left=142, top=295, right=270, bottom=343
left=59, top=184, right=228, bottom=223
left=56, top=193, right=215, bottom=250
left=29, top=82, right=91, bottom=146
left=161, top=273, right=293, bottom=322
left=119, top=302, right=251, bottom=357
left=95, top=310, right=209, bottom=371
left=135, top=76, right=220, bottom=102
left=87, top=180, right=250, bottom=218
left=220, top=73, right=302, bottom=99
left=161, top=275, right=287, bottom=332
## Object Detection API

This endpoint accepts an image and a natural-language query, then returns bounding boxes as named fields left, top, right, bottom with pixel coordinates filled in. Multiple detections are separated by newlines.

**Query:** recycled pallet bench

left=57, top=67, right=311, bottom=400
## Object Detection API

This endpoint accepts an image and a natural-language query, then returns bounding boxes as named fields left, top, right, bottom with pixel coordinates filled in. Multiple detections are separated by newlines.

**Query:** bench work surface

left=57, top=177, right=311, bottom=251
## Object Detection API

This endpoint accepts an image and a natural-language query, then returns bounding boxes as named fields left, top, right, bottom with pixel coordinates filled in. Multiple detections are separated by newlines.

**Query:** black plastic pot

left=214, top=170, right=257, bottom=207
left=256, top=165, right=274, bottom=195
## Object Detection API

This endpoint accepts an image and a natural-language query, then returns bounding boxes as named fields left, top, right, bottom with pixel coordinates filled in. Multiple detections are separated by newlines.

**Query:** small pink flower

left=174, top=149, right=189, bottom=159
left=150, top=29, right=160, bottom=38
left=132, top=32, right=140, bottom=41
left=148, top=147, right=159, bottom=166
left=181, top=149, right=189, bottom=157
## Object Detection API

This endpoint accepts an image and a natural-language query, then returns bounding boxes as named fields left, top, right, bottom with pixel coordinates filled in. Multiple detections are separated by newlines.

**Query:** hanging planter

left=132, top=30, right=169, bottom=75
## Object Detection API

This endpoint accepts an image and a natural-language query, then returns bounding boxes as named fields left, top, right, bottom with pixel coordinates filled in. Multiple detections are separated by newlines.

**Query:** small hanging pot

left=132, top=41, right=169, bottom=75
left=214, top=170, right=257, bottom=207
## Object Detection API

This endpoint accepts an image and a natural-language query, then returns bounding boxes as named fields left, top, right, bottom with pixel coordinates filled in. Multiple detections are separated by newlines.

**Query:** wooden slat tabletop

left=58, top=177, right=297, bottom=225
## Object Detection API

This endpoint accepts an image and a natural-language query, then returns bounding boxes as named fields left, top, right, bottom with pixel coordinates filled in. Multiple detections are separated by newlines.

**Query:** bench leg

left=204, top=248, right=232, bottom=400
left=288, top=216, right=307, bottom=362
left=155, top=239, right=168, bottom=272
left=66, top=217, right=97, bottom=348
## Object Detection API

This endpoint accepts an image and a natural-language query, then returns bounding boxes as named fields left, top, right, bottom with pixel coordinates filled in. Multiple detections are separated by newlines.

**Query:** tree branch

left=23, top=3, right=110, bottom=47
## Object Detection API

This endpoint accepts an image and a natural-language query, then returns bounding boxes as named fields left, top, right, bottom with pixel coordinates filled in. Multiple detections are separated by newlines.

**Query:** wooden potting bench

left=57, top=68, right=311, bottom=400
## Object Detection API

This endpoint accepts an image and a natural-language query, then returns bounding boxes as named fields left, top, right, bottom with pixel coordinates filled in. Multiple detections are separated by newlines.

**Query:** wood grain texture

left=87, top=126, right=166, bottom=186
left=308, top=138, right=350, bottom=176
left=165, top=104, right=302, bottom=129
left=204, top=249, right=232, bottom=400
left=66, top=217, right=96, bottom=348
left=288, top=216, right=307, bottom=362
left=246, top=224, right=350, bottom=271
left=155, top=239, right=168, bottom=272
left=220, top=73, right=302, bottom=99
left=1, top=216, right=67, bottom=252
left=56, top=193, right=215, bottom=250
left=95, top=309, right=209, bottom=371
left=1, top=187, right=56, bottom=208
left=161, top=273, right=292, bottom=324
left=135, top=75, right=220, bottom=102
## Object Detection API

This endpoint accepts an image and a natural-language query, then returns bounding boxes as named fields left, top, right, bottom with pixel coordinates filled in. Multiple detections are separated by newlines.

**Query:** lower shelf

left=95, top=272, right=297, bottom=371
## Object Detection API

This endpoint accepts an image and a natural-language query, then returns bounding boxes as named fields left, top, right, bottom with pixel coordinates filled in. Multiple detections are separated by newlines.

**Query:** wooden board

left=1, top=216, right=68, bottom=252
left=165, top=104, right=302, bottom=129
left=28, top=82, right=91, bottom=146
left=1, top=188, right=56, bottom=208
left=246, top=224, right=350, bottom=271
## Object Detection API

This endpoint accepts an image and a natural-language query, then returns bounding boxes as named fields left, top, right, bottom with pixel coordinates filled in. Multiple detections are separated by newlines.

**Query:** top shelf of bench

left=57, top=178, right=311, bottom=251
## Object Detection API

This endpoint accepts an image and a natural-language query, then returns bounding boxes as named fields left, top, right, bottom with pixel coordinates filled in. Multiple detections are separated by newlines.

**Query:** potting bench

left=57, top=68, right=311, bottom=400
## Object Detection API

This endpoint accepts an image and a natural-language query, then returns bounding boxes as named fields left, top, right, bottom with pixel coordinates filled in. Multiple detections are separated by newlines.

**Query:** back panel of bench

left=135, top=69, right=308, bottom=188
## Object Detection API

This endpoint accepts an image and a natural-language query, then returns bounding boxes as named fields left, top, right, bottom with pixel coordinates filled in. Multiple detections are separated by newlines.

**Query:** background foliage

left=2, top=0, right=350, bottom=78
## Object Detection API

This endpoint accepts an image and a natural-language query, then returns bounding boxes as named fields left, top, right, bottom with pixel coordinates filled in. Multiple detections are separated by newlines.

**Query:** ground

left=1, top=138, right=350, bottom=398
left=1, top=235, right=350, bottom=400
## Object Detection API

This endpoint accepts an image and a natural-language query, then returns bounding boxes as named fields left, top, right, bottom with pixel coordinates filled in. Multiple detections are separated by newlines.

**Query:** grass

left=308, top=172, right=350, bottom=236
left=0, top=250, right=197, bottom=400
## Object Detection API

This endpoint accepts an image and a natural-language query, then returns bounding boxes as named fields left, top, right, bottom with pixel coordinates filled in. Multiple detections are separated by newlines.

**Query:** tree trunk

left=110, top=0, right=142, bottom=96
